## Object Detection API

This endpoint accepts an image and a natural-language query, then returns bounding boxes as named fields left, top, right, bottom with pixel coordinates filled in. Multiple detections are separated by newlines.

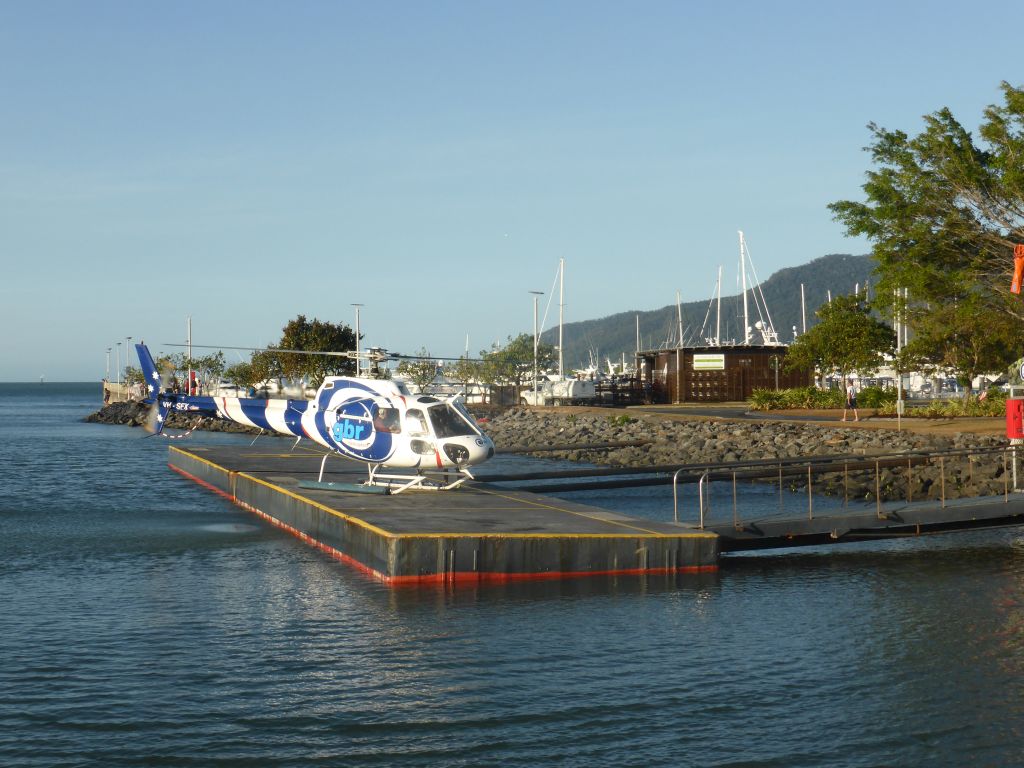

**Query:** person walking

left=842, top=378, right=859, bottom=422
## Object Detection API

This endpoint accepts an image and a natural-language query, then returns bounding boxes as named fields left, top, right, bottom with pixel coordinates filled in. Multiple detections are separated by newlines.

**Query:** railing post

left=907, top=458, right=913, bottom=503
left=732, top=471, right=738, bottom=530
left=843, top=461, right=848, bottom=514
left=807, top=464, right=813, bottom=520
left=875, top=459, right=882, bottom=519
left=940, top=457, right=946, bottom=508
left=698, top=470, right=709, bottom=529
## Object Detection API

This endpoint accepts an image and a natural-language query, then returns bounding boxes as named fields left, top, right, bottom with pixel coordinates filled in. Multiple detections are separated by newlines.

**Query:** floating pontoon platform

left=168, top=445, right=719, bottom=585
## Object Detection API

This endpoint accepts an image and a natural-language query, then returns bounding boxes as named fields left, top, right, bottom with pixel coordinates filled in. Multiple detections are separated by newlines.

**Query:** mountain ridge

left=542, top=253, right=876, bottom=369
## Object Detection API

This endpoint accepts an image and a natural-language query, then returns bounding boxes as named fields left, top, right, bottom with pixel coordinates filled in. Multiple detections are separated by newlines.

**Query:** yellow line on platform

left=471, top=485, right=674, bottom=536
left=169, top=446, right=231, bottom=473
left=244, top=451, right=358, bottom=460
left=391, top=530, right=716, bottom=540
left=239, top=472, right=397, bottom=538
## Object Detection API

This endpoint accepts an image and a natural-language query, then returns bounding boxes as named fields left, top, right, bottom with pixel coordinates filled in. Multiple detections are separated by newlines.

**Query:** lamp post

left=352, top=303, right=363, bottom=376
left=126, top=336, right=132, bottom=393
left=529, top=290, right=543, bottom=401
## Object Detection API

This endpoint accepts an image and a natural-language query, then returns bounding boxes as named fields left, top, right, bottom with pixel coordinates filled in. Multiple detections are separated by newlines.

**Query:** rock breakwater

left=480, top=408, right=1010, bottom=502
left=85, top=401, right=260, bottom=434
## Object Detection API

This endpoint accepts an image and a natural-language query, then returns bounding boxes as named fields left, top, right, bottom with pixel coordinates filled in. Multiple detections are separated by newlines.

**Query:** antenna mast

left=801, top=283, right=807, bottom=334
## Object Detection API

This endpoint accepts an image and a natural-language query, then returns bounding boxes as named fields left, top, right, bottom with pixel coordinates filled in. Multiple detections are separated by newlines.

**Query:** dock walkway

left=705, top=495, right=1024, bottom=551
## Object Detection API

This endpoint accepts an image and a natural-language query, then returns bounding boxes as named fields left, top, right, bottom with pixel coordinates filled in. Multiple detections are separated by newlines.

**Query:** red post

left=1006, top=397, right=1024, bottom=439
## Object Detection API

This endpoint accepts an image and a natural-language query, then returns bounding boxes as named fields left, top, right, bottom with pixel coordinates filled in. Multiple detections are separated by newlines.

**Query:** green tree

left=124, top=365, right=144, bottom=391
left=903, top=293, right=1024, bottom=394
left=396, top=348, right=440, bottom=392
left=275, top=315, right=357, bottom=386
left=447, top=356, right=483, bottom=388
left=480, top=334, right=556, bottom=390
left=785, top=292, right=895, bottom=384
left=223, top=361, right=259, bottom=390
left=829, top=82, right=1024, bottom=387
left=163, top=351, right=225, bottom=392
left=249, top=349, right=284, bottom=389
left=194, top=352, right=225, bottom=388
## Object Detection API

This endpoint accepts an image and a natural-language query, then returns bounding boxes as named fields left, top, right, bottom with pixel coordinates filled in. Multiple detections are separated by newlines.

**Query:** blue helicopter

left=135, top=343, right=495, bottom=493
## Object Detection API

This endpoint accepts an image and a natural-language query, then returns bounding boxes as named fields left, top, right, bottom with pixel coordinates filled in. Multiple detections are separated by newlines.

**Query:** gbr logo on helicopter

left=311, top=381, right=402, bottom=464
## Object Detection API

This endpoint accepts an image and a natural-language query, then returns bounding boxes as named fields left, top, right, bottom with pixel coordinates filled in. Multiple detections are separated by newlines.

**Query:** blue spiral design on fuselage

left=238, top=400, right=273, bottom=431
left=313, top=380, right=396, bottom=463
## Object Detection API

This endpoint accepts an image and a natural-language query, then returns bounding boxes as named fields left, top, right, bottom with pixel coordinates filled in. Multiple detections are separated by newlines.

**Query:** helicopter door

left=405, top=408, right=429, bottom=435
left=404, top=408, right=435, bottom=455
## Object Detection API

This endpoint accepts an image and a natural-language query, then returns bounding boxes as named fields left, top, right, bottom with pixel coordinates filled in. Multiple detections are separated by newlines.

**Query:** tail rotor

left=135, top=342, right=173, bottom=435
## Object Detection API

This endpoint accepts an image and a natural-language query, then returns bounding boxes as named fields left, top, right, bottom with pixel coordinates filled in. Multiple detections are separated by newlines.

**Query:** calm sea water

left=3, top=383, right=1024, bottom=767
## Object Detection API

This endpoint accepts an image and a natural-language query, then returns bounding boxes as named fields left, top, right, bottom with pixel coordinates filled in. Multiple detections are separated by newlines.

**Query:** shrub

left=749, top=386, right=844, bottom=410
left=856, top=386, right=898, bottom=408
left=749, top=389, right=786, bottom=411
left=787, top=386, right=844, bottom=409
left=874, top=390, right=1007, bottom=418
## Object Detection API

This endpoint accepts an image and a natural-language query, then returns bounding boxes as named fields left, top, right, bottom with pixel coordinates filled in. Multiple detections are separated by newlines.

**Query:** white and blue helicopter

left=135, top=342, right=495, bottom=493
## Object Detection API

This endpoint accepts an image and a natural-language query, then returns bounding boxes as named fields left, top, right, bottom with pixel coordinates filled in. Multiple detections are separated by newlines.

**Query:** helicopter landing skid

left=365, top=465, right=474, bottom=495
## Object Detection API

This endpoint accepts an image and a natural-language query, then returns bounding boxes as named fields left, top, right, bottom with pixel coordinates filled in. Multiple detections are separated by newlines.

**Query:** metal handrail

left=672, top=466, right=689, bottom=524
left=673, top=467, right=710, bottom=527
left=676, top=445, right=1021, bottom=530
left=698, top=470, right=710, bottom=529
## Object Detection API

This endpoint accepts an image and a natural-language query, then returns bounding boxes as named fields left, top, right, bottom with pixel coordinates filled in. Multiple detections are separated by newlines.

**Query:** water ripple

left=4, top=385, right=1024, bottom=766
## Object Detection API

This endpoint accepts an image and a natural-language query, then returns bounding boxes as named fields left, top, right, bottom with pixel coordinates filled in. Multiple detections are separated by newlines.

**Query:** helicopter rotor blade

left=165, top=343, right=356, bottom=358
left=165, top=343, right=483, bottom=363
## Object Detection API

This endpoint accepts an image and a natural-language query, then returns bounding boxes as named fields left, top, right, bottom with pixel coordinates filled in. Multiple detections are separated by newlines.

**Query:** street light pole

left=126, top=336, right=132, bottom=392
left=529, top=290, right=543, bottom=401
left=352, top=304, right=364, bottom=376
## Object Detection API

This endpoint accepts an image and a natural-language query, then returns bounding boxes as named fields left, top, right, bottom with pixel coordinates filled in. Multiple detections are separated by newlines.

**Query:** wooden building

left=636, top=346, right=812, bottom=403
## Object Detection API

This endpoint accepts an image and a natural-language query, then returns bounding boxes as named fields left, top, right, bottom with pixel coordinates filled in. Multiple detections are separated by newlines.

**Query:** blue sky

left=1, top=1, right=1020, bottom=380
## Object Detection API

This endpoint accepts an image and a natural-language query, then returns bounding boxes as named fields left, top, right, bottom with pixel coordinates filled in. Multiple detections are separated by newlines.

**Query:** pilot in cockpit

left=373, top=407, right=401, bottom=434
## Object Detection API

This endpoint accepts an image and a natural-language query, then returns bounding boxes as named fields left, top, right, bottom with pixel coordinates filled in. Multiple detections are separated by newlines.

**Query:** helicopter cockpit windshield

left=426, top=402, right=479, bottom=438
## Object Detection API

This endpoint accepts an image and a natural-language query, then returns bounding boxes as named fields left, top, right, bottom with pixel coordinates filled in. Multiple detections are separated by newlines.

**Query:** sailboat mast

left=715, top=266, right=722, bottom=346
left=558, top=258, right=564, bottom=378
left=739, top=231, right=750, bottom=345
left=676, top=290, right=683, bottom=348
